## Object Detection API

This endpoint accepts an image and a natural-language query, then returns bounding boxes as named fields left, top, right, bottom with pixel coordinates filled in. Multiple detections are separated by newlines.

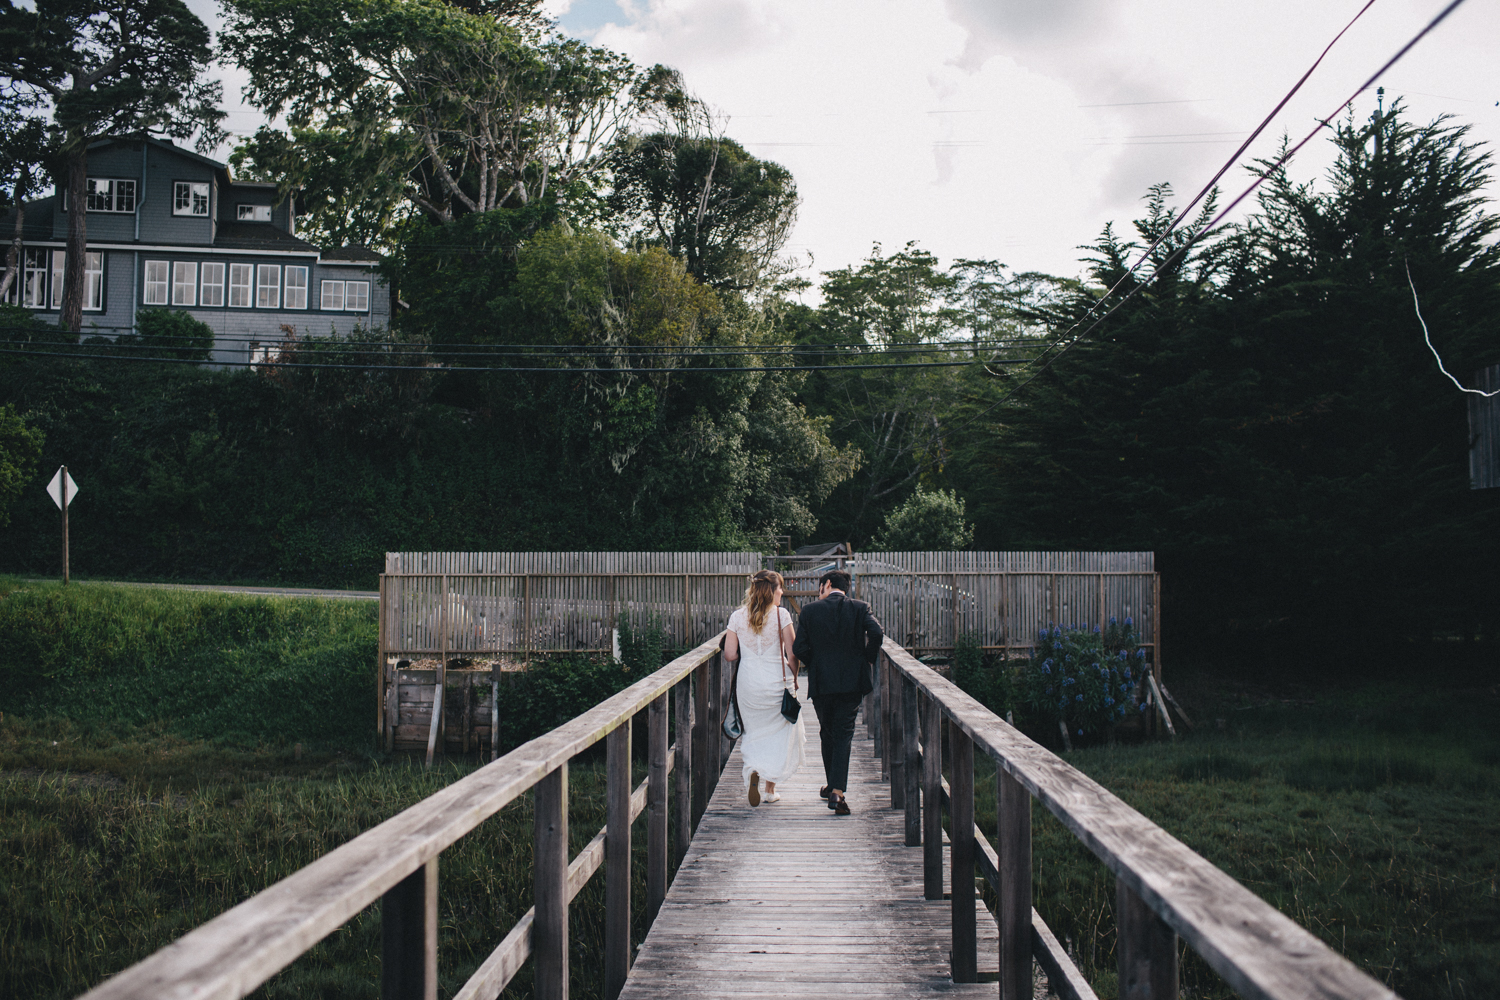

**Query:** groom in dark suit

left=792, top=569, right=883, bottom=815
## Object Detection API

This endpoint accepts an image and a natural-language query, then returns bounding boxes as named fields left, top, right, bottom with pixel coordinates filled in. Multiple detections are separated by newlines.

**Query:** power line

left=0, top=345, right=1026, bottom=374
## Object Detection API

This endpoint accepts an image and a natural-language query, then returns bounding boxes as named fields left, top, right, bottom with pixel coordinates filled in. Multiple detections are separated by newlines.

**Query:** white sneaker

left=763, top=791, right=781, bottom=803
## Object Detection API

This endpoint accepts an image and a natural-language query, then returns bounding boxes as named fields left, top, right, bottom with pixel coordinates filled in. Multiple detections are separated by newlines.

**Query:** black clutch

left=780, top=686, right=801, bottom=724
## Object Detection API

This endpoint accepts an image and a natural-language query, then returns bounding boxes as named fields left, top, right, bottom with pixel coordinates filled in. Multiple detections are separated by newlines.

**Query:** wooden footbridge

left=81, top=635, right=1398, bottom=1000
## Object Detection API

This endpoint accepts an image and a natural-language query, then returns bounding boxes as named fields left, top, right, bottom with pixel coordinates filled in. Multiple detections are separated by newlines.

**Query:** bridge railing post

left=534, top=763, right=569, bottom=1000
left=1118, top=880, right=1179, bottom=1000
left=880, top=651, right=893, bottom=780
left=921, top=692, right=943, bottom=900
left=950, top=725, right=976, bottom=983
left=647, top=692, right=668, bottom=926
left=871, top=654, right=883, bottom=762
left=381, top=856, right=437, bottom=1000
left=888, top=655, right=904, bottom=809
left=997, top=768, right=1032, bottom=1000
left=605, top=720, right=631, bottom=1000
left=902, top=675, right=920, bottom=846
left=673, top=679, right=692, bottom=864
left=692, top=659, right=709, bottom=832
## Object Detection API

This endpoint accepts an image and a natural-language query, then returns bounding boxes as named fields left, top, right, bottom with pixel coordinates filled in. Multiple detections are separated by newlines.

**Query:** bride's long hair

left=743, top=569, right=784, bottom=634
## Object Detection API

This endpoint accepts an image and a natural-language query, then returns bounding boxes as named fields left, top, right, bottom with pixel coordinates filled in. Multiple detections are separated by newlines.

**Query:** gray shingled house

left=0, top=136, right=391, bottom=364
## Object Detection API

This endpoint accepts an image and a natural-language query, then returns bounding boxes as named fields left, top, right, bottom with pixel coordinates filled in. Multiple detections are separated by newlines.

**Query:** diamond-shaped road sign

left=46, top=468, right=79, bottom=510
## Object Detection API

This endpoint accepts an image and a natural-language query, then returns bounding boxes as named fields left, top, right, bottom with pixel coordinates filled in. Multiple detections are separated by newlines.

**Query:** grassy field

left=2, top=579, right=1495, bottom=999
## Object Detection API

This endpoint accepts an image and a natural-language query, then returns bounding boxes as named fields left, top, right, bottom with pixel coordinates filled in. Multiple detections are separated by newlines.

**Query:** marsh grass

left=1, top=750, right=669, bottom=1000
left=970, top=674, right=1500, bottom=1000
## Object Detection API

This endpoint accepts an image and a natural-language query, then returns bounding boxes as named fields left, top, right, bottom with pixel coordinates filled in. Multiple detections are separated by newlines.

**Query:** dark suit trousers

left=812, top=692, right=862, bottom=793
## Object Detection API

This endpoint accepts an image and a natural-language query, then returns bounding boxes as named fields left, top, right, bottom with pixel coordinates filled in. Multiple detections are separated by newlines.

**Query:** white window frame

left=345, top=280, right=370, bottom=312
left=200, top=262, right=225, bottom=307
left=320, top=279, right=345, bottom=311
left=238, top=204, right=272, bottom=222
left=50, top=251, right=65, bottom=309
left=84, top=178, right=137, bottom=213
left=22, top=248, right=46, bottom=308
left=256, top=264, right=280, bottom=309
left=84, top=252, right=103, bottom=311
left=228, top=263, right=253, bottom=308
left=283, top=265, right=308, bottom=310
left=173, top=181, right=211, bottom=217
left=172, top=261, right=197, bottom=307
left=143, top=260, right=169, bottom=306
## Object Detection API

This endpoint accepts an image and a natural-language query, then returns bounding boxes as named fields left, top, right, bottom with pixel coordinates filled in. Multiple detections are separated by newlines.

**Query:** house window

left=228, top=263, right=253, bottom=308
left=200, top=262, right=225, bottom=307
left=172, top=262, right=197, bottom=306
left=320, top=280, right=344, bottom=310
left=85, top=178, right=137, bottom=213
left=256, top=264, right=280, bottom=309
left=173, top=182, right=210, bottom=217
left=345, top=280, right=370, bottom=312
left=248, top=342, right=278, bottom=367
left=237, top=204, right=272, bottom=222
left=50, top=251, right=65, bottom=308
left=283, top=266, right=308, bottom=309
left=143, top=260, right=169, bottom=306
left=84, top=252, right=103, bottom=311
left=22, top=248, right=46, bottom=308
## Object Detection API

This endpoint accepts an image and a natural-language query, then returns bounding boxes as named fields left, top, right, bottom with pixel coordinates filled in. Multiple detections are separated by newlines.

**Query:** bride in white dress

left=723, top=570, right=806, bottom=806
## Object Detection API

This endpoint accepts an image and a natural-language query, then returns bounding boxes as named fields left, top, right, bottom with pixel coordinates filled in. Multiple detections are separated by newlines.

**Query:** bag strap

left=779, top=607, right=794, bottom=689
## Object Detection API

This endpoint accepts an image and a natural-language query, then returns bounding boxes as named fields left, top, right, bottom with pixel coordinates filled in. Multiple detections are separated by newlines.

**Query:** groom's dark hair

left=820, top=569, right=852, bottom=593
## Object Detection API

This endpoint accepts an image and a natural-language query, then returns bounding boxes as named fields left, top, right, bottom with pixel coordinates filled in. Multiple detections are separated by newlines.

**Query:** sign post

left=46, top=467, right=79, bottom=585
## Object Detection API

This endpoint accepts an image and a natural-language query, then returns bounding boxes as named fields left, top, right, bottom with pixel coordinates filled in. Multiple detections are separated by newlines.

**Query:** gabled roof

left=88, top=135, right=233, bottom=183
left=213, top=222, right=319, bottom=253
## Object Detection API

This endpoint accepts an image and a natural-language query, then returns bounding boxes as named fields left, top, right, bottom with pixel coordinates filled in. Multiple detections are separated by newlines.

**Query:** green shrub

left=125, top=309, right=216, bottom=360
left=871, top=487, right=974, bottom=551
left=951, top=630, right=1014, bottom=717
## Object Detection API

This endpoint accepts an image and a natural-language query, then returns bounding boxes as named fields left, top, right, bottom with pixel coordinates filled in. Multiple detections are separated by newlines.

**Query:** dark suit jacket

left=792, top=591, right=884, bottom=699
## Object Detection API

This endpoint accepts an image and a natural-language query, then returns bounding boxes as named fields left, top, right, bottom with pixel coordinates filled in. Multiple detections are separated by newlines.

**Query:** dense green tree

left=0, top=0, right=225, bottom=330
left=980, top=108, right=1500, bottom=661
left=870, top=487, right=974, bottom=551
left=0, top=400, right=43, bottom=526
left=0, top=111, right=48, bottom=303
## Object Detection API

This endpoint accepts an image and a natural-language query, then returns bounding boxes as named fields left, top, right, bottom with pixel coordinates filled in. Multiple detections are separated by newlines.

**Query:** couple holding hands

left=722, top=568, right=884, bottom=815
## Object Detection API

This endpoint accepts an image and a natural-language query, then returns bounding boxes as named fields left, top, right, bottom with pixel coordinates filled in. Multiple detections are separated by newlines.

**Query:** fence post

left=1118, top=880, right=1178, bottom=1000
left=950, top=725, right=976, bottom=983
left=534, top=764, right=569, bottom=1000
left=692, top=660, right=710, bottom=832
left=377, top=574, right=387, bottom=743
left=872, top=654, right=884, bottom=768
left=605, top=721, right=631, bottom=1000
left=902, top=676, right=920, bottom=846
left=881, top=653, right=893, bottom=780
left=997, top=768, right=1033, bottom=1000
left=922, top=693, right=943, bottom=900
left=719, top=653, right=732, bottom=772
left=381, top=856, right=437, bottom=1000
left=888, top=656, right=904, bottom=809
left=673, top=679, right=692, bottom=866
left=648, top=692, right=668, bottom=926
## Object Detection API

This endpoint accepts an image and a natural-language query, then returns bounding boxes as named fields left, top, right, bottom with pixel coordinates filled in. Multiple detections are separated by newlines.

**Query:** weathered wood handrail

left=876, top=640, right=1400, bottom=1000
left=79, top=633, right=733, bottom=1000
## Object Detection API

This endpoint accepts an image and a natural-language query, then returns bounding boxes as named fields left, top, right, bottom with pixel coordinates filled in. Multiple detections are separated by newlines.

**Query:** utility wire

left=1407, top=260, right=1500, bottom=398
left=0, top=345, right=1024, bottom=373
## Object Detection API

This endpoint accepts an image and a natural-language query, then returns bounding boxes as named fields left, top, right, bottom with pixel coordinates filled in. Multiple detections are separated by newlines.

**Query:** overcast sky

left=195, top=0, right=1500, bottom=284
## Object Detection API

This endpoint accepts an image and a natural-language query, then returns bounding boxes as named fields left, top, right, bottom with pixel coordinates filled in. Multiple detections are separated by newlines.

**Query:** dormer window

left=237, top=204, right=272, bottom=222
left=84, top=178, right=136, bottom=213
left=174, top=181, right=210, bottom=216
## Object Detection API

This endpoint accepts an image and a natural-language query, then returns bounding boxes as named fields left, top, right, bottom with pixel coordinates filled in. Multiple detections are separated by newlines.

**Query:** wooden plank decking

left=620, top=682, right=1000, bottom=999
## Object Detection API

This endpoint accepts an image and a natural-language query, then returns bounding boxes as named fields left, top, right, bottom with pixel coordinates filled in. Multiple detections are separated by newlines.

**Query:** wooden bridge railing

left=870, top=639, right=1399, bottom=1000
left=79, top=634, right=737, bottom=1000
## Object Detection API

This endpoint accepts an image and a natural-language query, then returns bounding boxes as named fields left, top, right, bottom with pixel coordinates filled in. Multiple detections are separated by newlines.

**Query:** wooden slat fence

left=1468, top=363, right=1500, bottom=489
left=377, top=551, right=1159, bottom=753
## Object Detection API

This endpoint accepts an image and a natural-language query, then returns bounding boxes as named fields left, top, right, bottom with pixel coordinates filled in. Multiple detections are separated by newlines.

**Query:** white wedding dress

left=728, top=606, right=806, bottom=791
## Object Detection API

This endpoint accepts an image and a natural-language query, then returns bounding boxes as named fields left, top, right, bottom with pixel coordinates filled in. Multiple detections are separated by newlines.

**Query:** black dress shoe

left=830, top=793, right=851, bottom=816
left=819, top=786, right=830, bottom=799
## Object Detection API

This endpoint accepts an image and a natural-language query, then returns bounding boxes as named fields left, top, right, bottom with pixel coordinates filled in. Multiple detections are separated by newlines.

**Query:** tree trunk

left=0, top=183, right=22, bottom=303
left=60, top=146, right=88, bottom=332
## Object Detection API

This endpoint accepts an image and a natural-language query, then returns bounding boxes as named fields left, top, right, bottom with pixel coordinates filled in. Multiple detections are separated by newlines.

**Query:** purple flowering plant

left=1018, top=616, right=1145, bottom=739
